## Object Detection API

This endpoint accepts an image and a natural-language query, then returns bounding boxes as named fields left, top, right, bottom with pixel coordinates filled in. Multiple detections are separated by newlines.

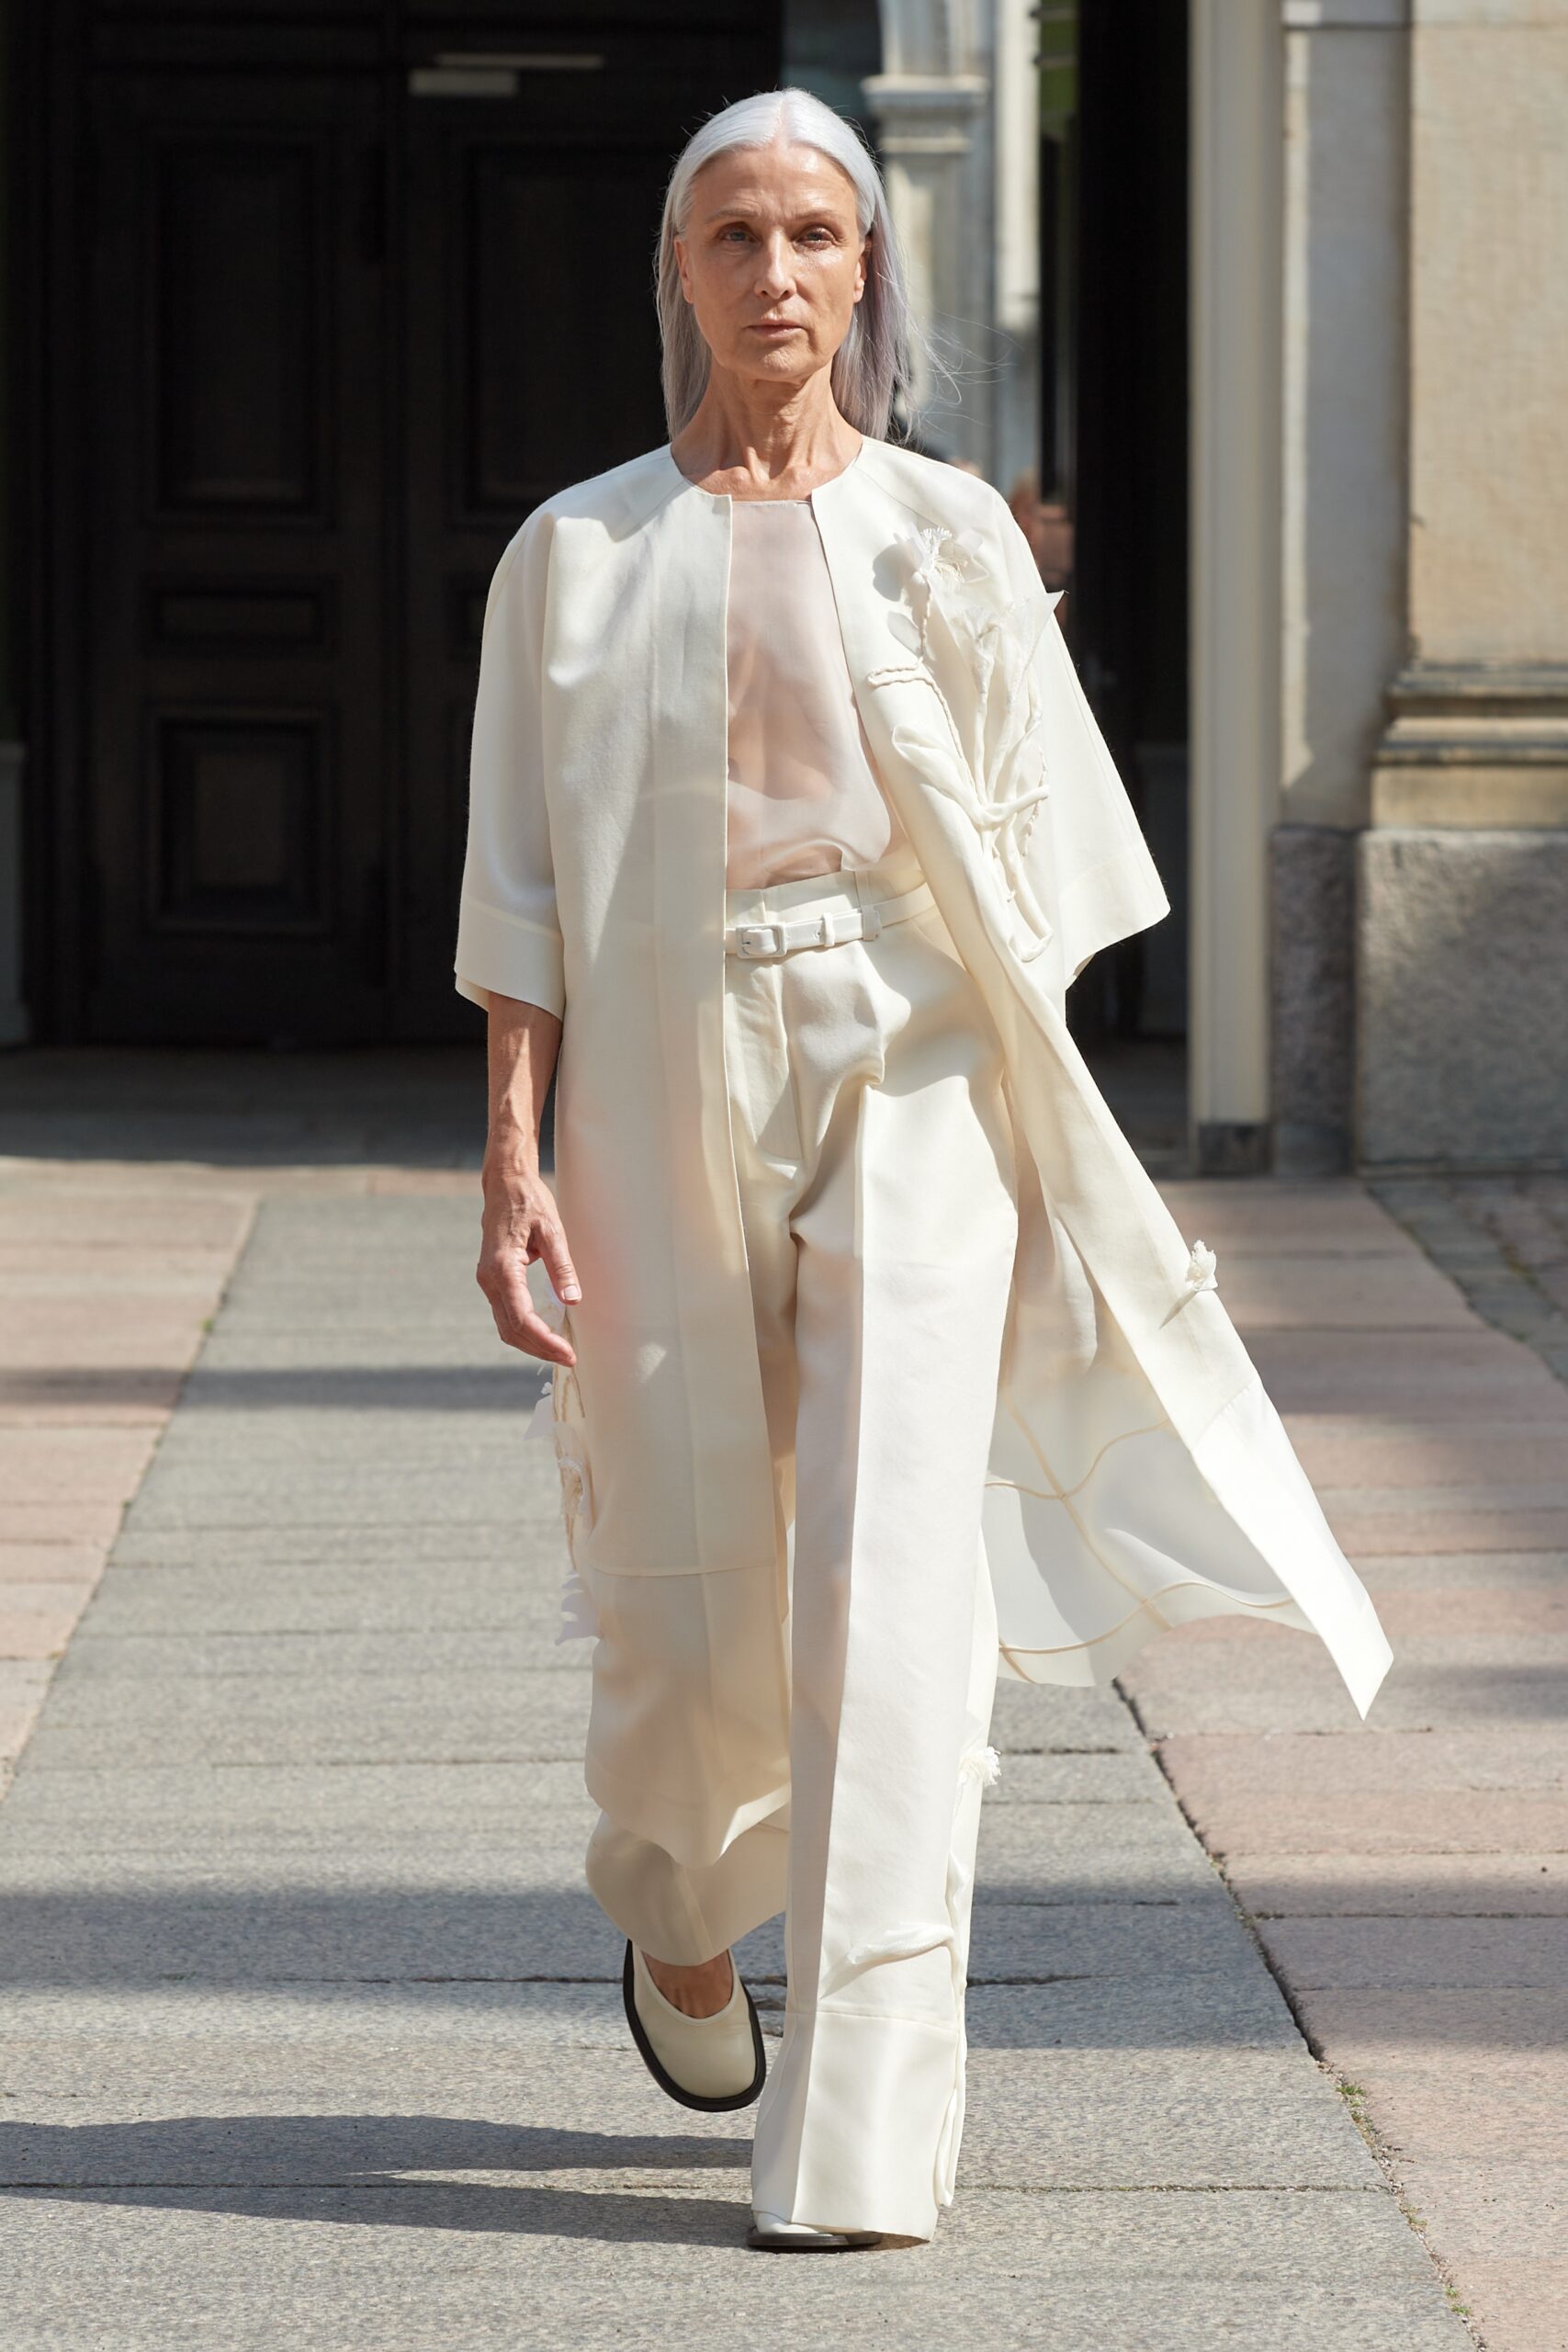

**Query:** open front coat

left=455, top=435, right=1392, bottom=1721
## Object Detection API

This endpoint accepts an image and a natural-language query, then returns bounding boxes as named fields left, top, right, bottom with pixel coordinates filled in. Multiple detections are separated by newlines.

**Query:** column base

left=1358, top=826, right=1568, bottom=1167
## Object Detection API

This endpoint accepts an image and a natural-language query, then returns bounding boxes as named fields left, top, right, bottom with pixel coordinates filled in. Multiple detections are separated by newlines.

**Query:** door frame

left=13, top=1, right=93, bottom=1040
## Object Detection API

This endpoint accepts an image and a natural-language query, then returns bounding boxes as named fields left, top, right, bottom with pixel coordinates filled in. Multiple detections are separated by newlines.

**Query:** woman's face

left=674, top=141, right=867, bottom=394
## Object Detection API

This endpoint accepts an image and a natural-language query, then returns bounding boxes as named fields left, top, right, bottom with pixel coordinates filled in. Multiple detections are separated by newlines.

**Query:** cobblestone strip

left=1369, top=1173, right=1568, bottom=1385
left=0, top=1164, right=257, bottom=1801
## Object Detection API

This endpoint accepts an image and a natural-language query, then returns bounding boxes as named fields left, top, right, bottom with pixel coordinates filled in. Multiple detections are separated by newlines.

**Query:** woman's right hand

left=477, top=1166, right=581, bottom=1367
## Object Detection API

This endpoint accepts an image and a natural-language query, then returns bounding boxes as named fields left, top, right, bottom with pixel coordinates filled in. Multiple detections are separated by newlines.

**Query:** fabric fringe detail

left=555, top=1568, right=597, bottom=1645
left=1183, top=1239, right=1219, bottom=1295
left=959, top=1743, right=1002, bottom=1788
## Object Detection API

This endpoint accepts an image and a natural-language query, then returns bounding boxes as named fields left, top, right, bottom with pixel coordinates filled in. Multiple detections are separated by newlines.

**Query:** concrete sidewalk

left=0, top=1098, right=1511, bottom=2346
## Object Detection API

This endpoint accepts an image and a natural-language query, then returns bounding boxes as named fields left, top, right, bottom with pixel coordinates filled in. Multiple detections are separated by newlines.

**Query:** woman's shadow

left=0, top=2115, right=750, bottom=2245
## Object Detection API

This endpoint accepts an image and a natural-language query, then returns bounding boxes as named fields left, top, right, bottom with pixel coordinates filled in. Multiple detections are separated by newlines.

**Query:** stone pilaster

left=1275, top=0, right=1409, bottom=1173
left=862, top=72, right=990, bottom=466
left=1356, top=1, right=1568, bottom=1165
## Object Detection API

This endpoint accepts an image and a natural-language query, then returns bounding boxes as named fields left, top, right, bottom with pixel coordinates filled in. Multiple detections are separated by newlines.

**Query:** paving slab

left=1342, top=1545, right=1568, bottom=1592
left=1348, top=2058, right=1568, bottom=2164
left=1156, top=1792, right=1568, bottom=1856
left=1193, top=1251, right=1480, bottom=1331
left=0, top=2042, right=1380, bottom=2194
left=1244, top=1328, right=1562, bottom=1415
left=1123, top=1628, right=1568, bottom=1734
left=1258, top=1915, right=1568, bottom=1991
left=1288, top=1422, right=1568, bottom=1487
left=1290, top=1985, right=1568, bottom=2057
left=1224, top=1849, right=1568, bottom=1916
left=1157, top=1728, right=1568, bottom=1798
left=1156, top=1178, right=1408, bottom=1250
left=0, top=1756, right=1170, bottom=1854
left=0, top=1875, right=1262, bottom=1994
left=0, top=1967, right=1307, bottom=2063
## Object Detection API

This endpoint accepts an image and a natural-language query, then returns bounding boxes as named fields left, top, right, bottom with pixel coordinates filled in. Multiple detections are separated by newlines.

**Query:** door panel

left=85, top=70, right=387, bottom=1042
left=152, top=141, right=322, bottom=515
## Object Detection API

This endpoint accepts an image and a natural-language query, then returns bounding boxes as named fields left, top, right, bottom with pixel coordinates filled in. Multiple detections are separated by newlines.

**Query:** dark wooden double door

left=53, top=6, right=778, bottom=1042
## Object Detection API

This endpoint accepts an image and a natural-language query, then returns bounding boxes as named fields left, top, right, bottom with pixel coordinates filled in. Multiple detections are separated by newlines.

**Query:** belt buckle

left=738, top=922, right=781, bottom=959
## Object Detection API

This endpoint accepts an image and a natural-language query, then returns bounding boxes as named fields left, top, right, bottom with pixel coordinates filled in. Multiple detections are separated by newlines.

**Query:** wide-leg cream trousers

left=579, top=848, right=1021, bottom=2241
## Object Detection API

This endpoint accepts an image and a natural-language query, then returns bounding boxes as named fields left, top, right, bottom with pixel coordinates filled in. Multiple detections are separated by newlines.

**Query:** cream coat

left=456, top=435, right=1392, bottom=1719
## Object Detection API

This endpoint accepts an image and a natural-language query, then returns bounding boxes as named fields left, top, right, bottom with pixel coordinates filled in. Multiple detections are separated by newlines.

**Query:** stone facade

left=1358, top=829, right=1568, bottom=1167
left=862, top=0, right=1040, bottom=491
left=1279, top=0, right=1568, bottom=1169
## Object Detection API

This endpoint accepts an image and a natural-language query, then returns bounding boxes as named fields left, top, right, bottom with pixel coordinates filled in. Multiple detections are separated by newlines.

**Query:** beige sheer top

left=724, top=498, right=909, bottom=890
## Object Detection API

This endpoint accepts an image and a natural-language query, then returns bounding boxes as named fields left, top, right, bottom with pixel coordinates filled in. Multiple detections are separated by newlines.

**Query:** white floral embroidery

left=895, top=524, right=995, bottom=655
left=874, top=519, right=1055, bottom=961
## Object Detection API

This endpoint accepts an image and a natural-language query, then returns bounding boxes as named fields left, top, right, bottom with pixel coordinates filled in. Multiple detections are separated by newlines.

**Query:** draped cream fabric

left=455, top=435, right=1393, bottom=1759
left=723, top=496, right=908, bottom=888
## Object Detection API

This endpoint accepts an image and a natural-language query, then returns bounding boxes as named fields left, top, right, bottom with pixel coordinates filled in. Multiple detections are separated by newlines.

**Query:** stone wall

left=1359, top=828, right=1568, bottom=1167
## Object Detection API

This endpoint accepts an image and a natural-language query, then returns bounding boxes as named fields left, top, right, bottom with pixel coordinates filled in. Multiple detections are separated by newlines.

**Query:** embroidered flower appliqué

left=872, top=517, right=1055, bottom=962
left=895, top=524, right=996, bottom=656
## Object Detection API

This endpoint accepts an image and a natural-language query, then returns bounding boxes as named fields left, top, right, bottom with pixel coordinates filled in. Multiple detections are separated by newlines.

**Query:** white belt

left=724, top=881, right=934, bottom=960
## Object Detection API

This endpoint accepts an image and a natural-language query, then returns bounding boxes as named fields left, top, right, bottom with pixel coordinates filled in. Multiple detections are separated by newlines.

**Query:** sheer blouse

left=724, top=497, right=909, bottom=890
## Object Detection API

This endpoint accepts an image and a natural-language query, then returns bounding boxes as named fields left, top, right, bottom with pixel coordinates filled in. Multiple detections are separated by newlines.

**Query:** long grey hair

left=655, top=88, right=920, bottom=443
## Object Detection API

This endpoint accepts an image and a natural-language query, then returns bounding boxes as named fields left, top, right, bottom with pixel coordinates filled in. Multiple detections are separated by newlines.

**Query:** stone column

left=1274, top=0, right=1410, bottom=1174
left=863, top=36, right=990, bottom=469
left=990, top=0, right=1041, bottom=500
left=1189, top=0, right=1284, bottom=1173
left=1359, top=0, right=1568, bottom=1165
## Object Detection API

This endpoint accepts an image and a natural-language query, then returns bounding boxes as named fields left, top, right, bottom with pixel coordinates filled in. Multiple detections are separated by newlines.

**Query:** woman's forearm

left=483, top=992, right=562, bottom=1178
left=477, top=993, right=580, bottom=1363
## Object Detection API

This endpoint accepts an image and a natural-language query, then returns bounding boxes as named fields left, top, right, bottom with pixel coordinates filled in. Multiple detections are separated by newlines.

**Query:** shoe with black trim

left=622, top=1940, right=766, bottom=2113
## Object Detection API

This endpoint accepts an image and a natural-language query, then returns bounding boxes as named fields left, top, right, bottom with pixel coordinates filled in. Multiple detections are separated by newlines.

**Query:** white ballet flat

left=622, top=1941, right=766, bottom=2112
left=748, top=2208, right=883, bottom=2252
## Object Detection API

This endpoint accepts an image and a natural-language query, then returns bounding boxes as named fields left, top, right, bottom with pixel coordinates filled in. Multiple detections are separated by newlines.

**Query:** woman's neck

left=671, top=380, right=864, bottom=501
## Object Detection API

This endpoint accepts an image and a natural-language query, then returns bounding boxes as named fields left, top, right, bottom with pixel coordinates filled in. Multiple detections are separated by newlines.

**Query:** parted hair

left=655, top=88, right=919, bottom=443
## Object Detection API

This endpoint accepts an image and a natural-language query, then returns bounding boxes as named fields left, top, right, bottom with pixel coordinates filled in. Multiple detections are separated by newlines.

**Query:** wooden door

left=46, top=5, right=781, bottom=1045
left=83, top=66, right=392, bottom=1043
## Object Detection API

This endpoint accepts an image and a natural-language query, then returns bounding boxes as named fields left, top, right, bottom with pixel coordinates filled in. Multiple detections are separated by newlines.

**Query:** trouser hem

left=750, top=2005, right=965, bottom=2242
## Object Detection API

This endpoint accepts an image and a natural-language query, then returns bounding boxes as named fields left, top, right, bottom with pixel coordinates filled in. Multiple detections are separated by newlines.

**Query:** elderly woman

left=457, top=89, right=1390, bottom=2254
